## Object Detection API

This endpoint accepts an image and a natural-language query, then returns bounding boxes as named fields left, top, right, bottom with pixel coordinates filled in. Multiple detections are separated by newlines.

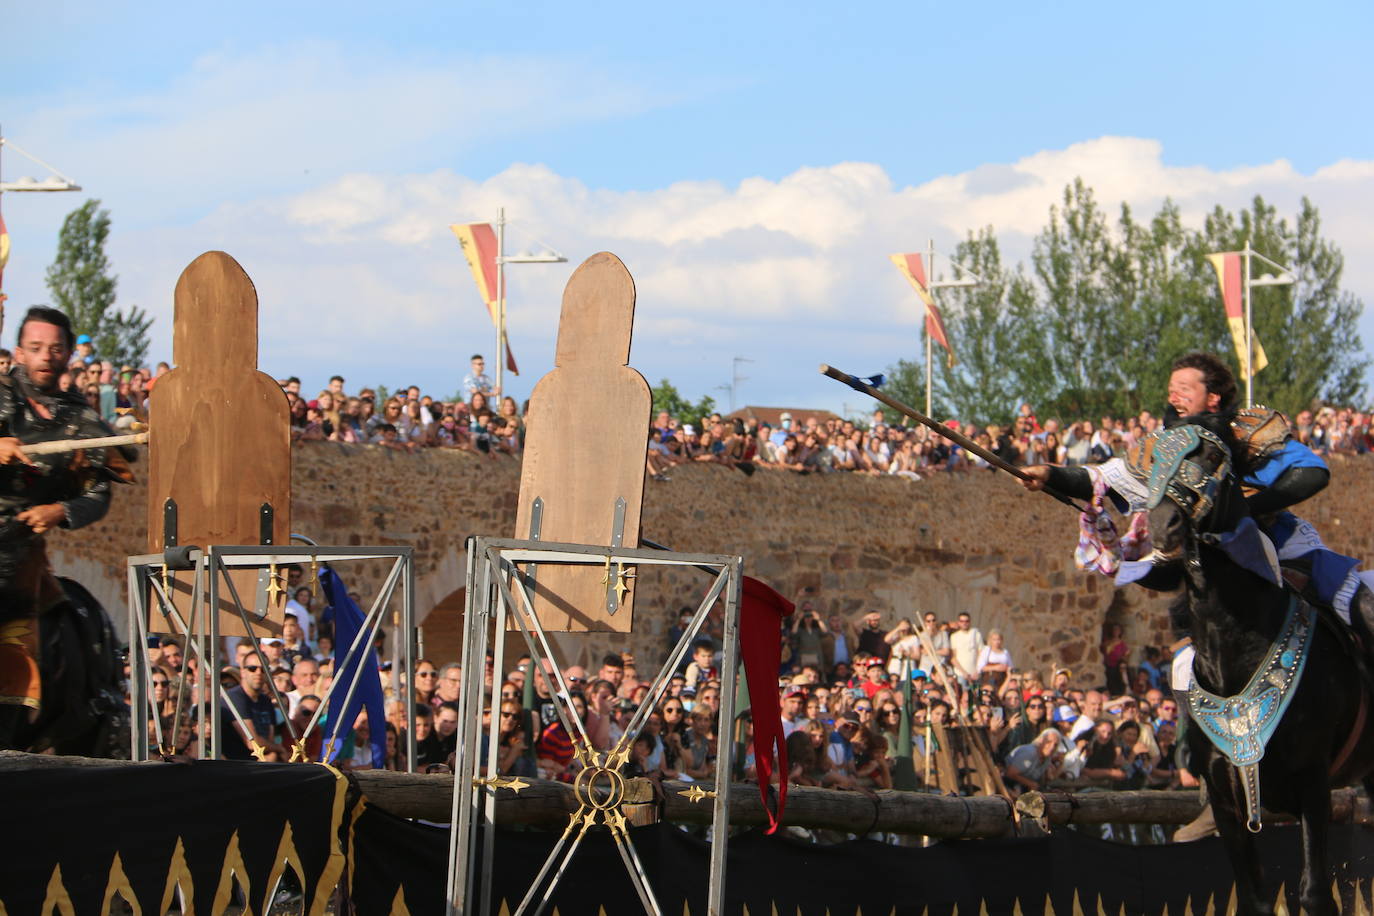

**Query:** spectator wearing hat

left=258, top=637, right=285, bottom=670
left=769, top=413, right=794, bottom=450
left=859, top=660, right=889, bottom=700
left=781, top=687, right=810, bottom=737
left=73, top=334, right=95, bottom=366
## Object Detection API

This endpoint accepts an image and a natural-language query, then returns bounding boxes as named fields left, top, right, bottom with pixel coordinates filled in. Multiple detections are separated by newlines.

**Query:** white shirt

left=950, top=627, right=985, bottom=676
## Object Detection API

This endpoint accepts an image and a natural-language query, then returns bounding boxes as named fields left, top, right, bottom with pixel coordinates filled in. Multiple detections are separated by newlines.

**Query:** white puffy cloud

left=94, top=136, right=1374, bottom=410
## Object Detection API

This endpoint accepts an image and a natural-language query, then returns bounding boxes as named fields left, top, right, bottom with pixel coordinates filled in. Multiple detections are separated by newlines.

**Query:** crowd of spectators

left=649, top=400, right=1374, bottom=481
left=134, top=581, right=1191, bottom=820
left=99, top=345, right=1363, bottom=808
left=47, top=334, right=1372, bottom=478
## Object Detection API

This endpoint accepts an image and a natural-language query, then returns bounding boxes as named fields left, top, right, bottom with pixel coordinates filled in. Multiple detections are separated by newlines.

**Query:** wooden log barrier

left=1018, top=787, right=1372, bottom=828
left=3, top=753, right=1368, bottom=836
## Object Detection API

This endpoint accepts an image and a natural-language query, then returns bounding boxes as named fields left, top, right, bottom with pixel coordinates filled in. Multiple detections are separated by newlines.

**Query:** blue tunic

left=1242, top=439, right=1328, bottom=489
left=1245, top=439, right=1357, bottom=605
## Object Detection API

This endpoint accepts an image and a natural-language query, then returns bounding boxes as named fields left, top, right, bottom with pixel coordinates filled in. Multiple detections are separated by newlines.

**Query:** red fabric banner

left=739, top=575, right=795, bottom=834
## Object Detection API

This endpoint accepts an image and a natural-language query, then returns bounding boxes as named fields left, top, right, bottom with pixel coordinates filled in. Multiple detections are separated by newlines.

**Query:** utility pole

left=730, top=356, right=753, bottom=413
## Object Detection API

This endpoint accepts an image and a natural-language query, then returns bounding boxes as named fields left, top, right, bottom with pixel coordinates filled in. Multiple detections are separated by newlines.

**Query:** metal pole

left=448, top=537, right=485, bottom=916
left=1243, top=238, right=1253, bottom=408
left=926, top=239, right=935, bottom=418
left=496, top=207, right=506, bottom=397
left=403, top=551, right=416, bottom=774
left=208, top=559, right=221, bottom=760
left=128, top=564, right=148, bottom=760
left=706, top=557, right=743, bottom=916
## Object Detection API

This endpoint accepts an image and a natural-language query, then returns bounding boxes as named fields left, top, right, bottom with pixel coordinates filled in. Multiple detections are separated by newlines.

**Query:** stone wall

left=47, top=444, right=1374, bottom=685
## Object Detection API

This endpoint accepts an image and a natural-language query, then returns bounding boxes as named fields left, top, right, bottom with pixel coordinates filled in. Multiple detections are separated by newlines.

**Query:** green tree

left=929, top=227, right=1049, bottom=425
left=1031, top=178, right=1124, bottom=420
left=1099, top=199, right=1208, bottom=419
left=884, top=184, right=1366, bottom=425
left=650, top=379, right=716, bottom=427
left=44, top=199, right=153, bottom=366
left=877, top=358, right=949, bottom=427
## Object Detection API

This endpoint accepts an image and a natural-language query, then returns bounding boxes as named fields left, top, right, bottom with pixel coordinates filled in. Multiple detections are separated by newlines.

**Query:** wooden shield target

left=147, top=251, right=292, bottom=637
left=514, top=252, right=651, bottom=632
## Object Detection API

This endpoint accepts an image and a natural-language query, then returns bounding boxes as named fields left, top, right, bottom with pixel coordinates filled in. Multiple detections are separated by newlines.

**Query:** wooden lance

left=818, top=363, right=1084, bottom=512
left=19, top=432, right=147, bottom=457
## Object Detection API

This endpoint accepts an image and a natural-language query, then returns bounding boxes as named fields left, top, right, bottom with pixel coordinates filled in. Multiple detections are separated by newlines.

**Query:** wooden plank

left=147, top=252, right=291, bottom=637
left=513, top=252, right=651, bottom=632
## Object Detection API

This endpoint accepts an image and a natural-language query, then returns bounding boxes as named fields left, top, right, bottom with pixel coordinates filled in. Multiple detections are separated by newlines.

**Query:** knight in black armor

left=0, top=307, right=133, bottom=745
left=1024, top=352, right=1370, bottom=637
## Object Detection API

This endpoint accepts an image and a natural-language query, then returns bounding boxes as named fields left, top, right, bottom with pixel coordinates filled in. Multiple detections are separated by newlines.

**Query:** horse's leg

left=1298, top=768, right=1338, bottom=916
left=1210, top=769, right=1274, bottom=916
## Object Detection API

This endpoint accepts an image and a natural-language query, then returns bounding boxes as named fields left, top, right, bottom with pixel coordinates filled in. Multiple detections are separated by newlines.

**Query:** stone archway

left=421, top=588, right=466, bottom=666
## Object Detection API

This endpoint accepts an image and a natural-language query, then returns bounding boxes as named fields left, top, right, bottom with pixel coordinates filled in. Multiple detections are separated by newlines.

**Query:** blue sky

left=3, top=0, right=1372, bottom=414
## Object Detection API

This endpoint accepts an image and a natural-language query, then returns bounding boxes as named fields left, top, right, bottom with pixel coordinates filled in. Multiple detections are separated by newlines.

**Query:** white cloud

left=12, top=41, right=671, bottom=226
left=39, top=136, right=1374, bottom=411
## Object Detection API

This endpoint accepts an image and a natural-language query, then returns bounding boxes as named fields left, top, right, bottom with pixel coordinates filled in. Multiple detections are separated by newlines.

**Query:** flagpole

left=1243, top=237, right=1253, bottom=408
left=926, top=239, right=935, bottom=418
left=496, top=207, right=507, bottom=397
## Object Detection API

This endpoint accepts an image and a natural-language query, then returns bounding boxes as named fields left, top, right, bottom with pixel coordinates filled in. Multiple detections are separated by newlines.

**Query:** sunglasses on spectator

left=854, top=706, right=872, bottom=712
left=417, top=671, right=437, bottom=677
left=242, top=665, right=261, bottom=672
left=152, top=680, right=169, bottom=687
left=500, top=712, right=519, bottom=718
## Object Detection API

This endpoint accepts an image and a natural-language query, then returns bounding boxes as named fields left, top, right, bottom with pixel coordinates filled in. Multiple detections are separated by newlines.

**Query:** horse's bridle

left=1127, top=425, right=1233, bottom=527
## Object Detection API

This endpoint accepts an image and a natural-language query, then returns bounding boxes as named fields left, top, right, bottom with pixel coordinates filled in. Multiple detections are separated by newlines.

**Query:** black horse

left=1146, top=417, right=1374, bottom=915
left=0, top=577, right=127, bottom=757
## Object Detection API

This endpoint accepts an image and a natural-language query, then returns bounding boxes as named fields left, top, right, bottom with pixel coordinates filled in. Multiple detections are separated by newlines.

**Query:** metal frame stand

left=445, top=536, right=743, bottom=916
left=127, top=544, right=416, bottom=769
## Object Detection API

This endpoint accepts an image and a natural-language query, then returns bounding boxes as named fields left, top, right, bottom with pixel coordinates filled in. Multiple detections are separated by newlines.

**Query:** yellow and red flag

left=450, top=222, right=518, bottom=374
left=1206, top=252, right=1267, bottom=377
left=889, top=253, right=955, bottom=367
